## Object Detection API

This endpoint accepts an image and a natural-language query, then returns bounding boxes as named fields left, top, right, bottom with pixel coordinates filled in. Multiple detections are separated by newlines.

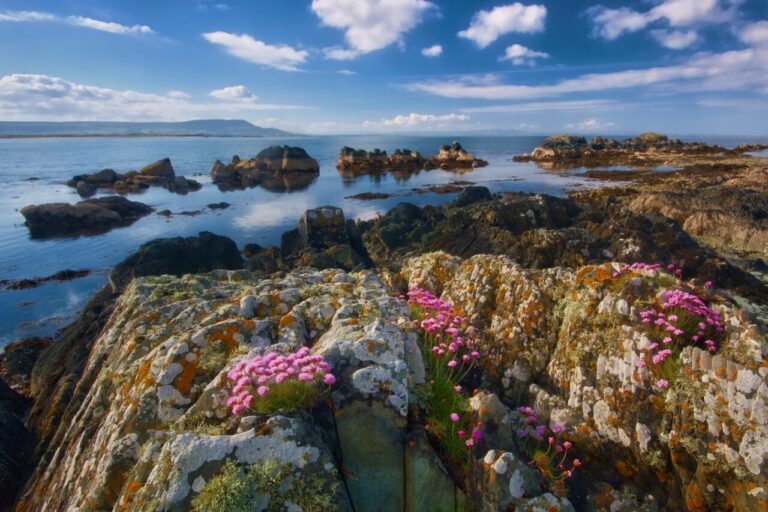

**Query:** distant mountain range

left=0, top=119, right=297, bottom=138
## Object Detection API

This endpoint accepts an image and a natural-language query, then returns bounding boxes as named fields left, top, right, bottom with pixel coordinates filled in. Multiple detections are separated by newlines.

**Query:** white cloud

left=323, top=47, right=363, bottom=61
left=500, top=44, right=549, bottom=65
left=203, top=32, right=309, bottom=71
left=312, top=0, right=435, bottom=59
left=587, top=6, right=649, bottom=40
left=650, top=29, right=699, bottom=49
left=458, top=3, right=547, bottom=48
left=338, top=69, right=356, bottom=75
left=408, top=47, right=768, bottom=99
left=460, top=99, right=621, bottom=113
left=209, top=85, right=258, bottom=101
left=0, top=9, right=153, bottom=35
left=0, top=10, right=56, bottom=22
left=564, top=118, right=616, bottom=131
left=422, top=44, right=443, bottom=57
left=66, top=16, right=152, bottom=34
left=362, top=112, right=471, bottom=131
left=588, top=0, right=742, bottom=47
left=0, top=74, right=308, bottom=121
left=739, top=21, right=768, bottom=46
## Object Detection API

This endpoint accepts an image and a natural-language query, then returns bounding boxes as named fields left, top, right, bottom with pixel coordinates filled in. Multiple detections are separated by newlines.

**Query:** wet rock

left=68, top=159, right=200, bottom=195
left=110, top=231, right=244, bottom=290
left=0, top=378, right=32, bottom=510
left=207, top=202, right=230, bottom=210
left=345, top=192, right=393, bottom=200
left=451, top=185, right=493, bottom=207
left=211, top=146, right=319, bottom=191
left=0, top=338, right=51, bottom=396
left=0, top=269, right=91, bottom=291
left=336, top=142, right=487, bottom=176
left=20, top=196, right=153, bottom=238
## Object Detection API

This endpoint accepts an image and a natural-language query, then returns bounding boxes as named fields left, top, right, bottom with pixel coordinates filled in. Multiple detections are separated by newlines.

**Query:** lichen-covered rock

left=336, top=142, right=487, bottom=176
left=399, top=252, right=768, bottom=511
left=14, top=266, right=450, bottom=512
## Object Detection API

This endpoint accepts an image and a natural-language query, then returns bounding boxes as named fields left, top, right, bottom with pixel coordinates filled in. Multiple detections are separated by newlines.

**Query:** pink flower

left=705, top=281, right=713, bottom=288
left=656, top=379, right=669, bottom=389
left=453, top=385, right=462, bottom=393
left=465, top=439, right=475, bottom=448
left=636, top=360, right=646, bottom=368
left=457, top=430, right=466, bottom=439
left=298, top=373, right=314, bottom=382
left=447, top=360, right=458, bottom=369
left=563, top=441, right=572, bottom=449
left=450, top=413, right=460, bottom=423
left=257, top=385, right=269, bottom=396
left=323, top=374, right=336, bottom=385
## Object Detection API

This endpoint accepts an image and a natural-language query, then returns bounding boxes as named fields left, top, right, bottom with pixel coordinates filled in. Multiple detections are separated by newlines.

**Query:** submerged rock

left=20, top=196, right=153, bottom=238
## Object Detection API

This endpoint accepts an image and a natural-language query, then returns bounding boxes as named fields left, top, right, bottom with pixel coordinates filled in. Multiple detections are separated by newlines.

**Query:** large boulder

left=337, top=142, right=487, bottom=176
left=110, top=231, right=244, bottom=290
left=139, top=157, right=175, bottom=179
left=211, top=147, right=320, bottom=191
left=20, top=196, right=153, bottom=238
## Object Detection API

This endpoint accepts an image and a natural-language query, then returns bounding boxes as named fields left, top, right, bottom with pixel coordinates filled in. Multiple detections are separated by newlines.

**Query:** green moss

left=192, top=462, right=259, bottom=512
left=193, top=460, right=338, bottom=512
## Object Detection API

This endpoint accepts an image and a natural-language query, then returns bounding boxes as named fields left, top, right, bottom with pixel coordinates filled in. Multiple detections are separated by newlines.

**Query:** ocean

left=1, top=134, right=765, bottom=347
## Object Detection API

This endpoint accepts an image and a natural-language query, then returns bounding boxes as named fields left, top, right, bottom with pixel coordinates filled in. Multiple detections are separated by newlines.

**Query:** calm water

left=1, top=134, right=765, bottom=346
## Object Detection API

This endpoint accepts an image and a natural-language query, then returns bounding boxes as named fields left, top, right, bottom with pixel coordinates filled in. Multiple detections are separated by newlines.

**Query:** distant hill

left=0, top=119, right=297, bottom=138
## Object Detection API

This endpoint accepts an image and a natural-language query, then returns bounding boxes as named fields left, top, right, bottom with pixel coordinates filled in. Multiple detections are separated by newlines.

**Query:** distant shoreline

left=0, top=133, right=273, bottom=140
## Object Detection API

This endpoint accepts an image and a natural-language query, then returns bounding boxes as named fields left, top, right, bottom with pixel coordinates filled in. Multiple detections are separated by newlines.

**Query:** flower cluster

left=515, top=407, right=581, bottom=480
left=226, top=347, right=335, bottom=415
left=449, top=412, right=484, bottom=448
left=406, top=288, right=480, bottom=378
left=638, top=288, right=723, bottom=390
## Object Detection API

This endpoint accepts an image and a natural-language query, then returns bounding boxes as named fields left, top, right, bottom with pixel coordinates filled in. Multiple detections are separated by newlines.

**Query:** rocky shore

left=513, top=133, right=728, bottom=169
left=337, top=141, right=488, bottom=176
left=2, top=135, right=768, bottom=511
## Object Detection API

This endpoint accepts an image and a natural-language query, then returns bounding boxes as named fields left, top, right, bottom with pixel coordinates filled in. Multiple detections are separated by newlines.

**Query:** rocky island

left=68, top=158, right=202, bottom=196
left=513, top=133, right=730, bottom=168
left=211, top=146, right=320, bottom=192
left=2, top=135, right=768, bottom=512
left=337, top=141, right=489, bottom=177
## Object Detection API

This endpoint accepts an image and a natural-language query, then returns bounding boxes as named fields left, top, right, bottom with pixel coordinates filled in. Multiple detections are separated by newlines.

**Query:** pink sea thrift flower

left=450, top=413, right=460, bottom=423
left=656, top=379, right=669, bottom=389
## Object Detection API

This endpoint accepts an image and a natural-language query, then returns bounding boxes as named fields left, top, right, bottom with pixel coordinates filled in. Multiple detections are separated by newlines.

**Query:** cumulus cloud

left=458, top=3, right=547, bottom=48
left=408, top=47, right=768, bottom=99
left=0, top=74, right=307, bottom=121
left=588, top=0, right=743, bottom=48
left=203, top=32, right=309, bottom=71
left=209, top=85, right=258, bottom=101
left=650, top=29, right=699, bottom=49
left=362, top=112, right=470, bottom=131
left=499, top=44, right=549, bottom=65
left=0, top=9, right=153, bottom=35
left=739, top=20, right=768, bottom=46
left=422, top=44, right=443, bottom=57
left=312, top=0, right=435, bottom=59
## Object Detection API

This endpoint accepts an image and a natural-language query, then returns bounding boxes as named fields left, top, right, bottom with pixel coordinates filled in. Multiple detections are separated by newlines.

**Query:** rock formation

left=513, top=133, right=726, bottom=168
left=20, top=196, right=153, bottom=238
left=211, top=146, right=319, bottom=191
left=68, top=158, right=201, bottom=196
left=337, top=141, right=488, bottom=176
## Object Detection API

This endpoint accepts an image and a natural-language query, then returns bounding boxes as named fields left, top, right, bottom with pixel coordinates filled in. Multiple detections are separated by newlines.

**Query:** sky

left=0, top=0, right=766, bottom=135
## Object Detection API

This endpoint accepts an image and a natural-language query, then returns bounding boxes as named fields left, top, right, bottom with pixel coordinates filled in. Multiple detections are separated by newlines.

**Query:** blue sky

left=0, top=0, right=766, bottom=135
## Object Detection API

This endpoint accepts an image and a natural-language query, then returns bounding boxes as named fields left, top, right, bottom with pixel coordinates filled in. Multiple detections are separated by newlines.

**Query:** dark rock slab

left=20, top=197, right=152, bottom=238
